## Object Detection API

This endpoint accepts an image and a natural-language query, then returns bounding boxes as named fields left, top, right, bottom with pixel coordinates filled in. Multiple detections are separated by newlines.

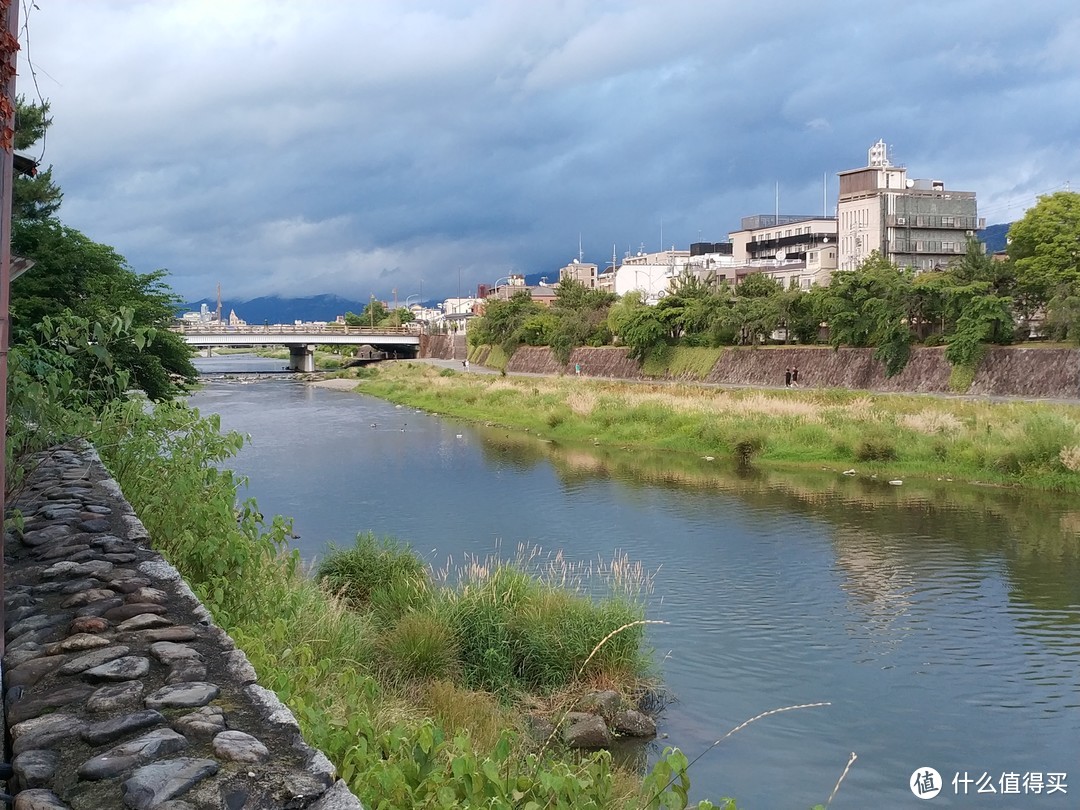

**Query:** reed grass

left=355, top=362, right=1080, bottom=491
left=316, top=535, right=655, bottom=699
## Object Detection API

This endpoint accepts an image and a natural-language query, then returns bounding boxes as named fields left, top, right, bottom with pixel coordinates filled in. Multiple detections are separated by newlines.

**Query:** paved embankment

left=2, top=443, right=363, bottom=809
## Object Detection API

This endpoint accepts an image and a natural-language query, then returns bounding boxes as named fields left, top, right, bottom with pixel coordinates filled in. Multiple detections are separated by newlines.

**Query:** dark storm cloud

left=18, top=0, right=1080, bottom=302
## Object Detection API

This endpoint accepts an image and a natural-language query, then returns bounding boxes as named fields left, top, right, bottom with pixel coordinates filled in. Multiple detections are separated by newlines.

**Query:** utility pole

left=0, top=0, right=21, bottom=659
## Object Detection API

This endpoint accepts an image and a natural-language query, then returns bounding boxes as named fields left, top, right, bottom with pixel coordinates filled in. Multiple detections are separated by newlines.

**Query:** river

left=189, top=355, right=1080, bottom=808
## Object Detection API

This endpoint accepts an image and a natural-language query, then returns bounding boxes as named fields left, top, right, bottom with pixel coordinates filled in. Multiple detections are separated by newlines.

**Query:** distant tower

left=215, top=283, right=222, bottom=323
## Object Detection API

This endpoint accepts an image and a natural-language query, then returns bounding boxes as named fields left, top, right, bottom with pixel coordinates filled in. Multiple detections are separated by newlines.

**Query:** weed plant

left=357, top=362, right=1080, bottom=492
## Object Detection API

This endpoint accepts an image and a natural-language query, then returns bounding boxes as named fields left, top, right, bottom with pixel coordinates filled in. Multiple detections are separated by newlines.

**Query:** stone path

left=3, top=444, right=362, bottom=809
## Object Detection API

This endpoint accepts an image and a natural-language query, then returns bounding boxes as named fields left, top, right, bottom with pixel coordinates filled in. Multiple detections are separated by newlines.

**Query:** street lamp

left=405, top=294, right=420, bottom=310
left=492, top=276, right=512, bottom=299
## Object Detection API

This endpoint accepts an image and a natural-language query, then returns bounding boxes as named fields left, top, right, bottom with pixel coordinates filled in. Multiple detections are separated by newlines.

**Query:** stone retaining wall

left=2, top=443, right=364, bottom=810
left=491, top=345, right=1080, bottom=399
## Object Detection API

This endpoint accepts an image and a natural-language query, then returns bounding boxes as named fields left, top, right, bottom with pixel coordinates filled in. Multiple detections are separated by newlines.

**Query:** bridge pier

left=287, top=344, right=316, bottom=372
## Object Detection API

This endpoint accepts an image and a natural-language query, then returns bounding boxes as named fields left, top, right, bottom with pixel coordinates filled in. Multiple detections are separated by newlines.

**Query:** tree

left=10, top=221, right=197, bottom=400
left=616, top=305, right=667, bottom=359
left=14, top=96, right=63, bottom=222
left=1008, top=191, right=1080, bottom=320
left=823, top=252, right=914, bottom=375
left=547, top=278, right=616, bottom=361
left=468, top=290, right=541, bottom=353
left=722, top=272, right=781, bottom=345
left=345, top=299, right=389, bottom=327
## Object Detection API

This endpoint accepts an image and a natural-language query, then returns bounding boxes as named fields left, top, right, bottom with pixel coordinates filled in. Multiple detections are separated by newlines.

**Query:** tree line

left=470, top=191, right=1080, bottom=376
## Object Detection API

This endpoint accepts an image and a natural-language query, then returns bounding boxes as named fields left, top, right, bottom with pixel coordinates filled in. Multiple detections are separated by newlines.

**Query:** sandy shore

left=309, top=377, right=361, bottom=390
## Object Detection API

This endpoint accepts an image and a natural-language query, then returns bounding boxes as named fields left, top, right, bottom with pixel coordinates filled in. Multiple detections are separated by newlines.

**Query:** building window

left=942, top=216, right=954, bottom=227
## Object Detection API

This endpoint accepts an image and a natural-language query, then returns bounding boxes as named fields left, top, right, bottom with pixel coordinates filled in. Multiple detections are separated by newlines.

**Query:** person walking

left=575, top=362, right=581, bottom=376
left=784, top=367, right=792, bottom=387
left=791, top=366, right=799, bottom=387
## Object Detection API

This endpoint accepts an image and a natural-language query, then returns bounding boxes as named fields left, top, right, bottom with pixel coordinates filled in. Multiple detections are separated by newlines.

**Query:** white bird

left=842, top=469, right=856, bottom=476
left=889, top=479, right=903, bottom=486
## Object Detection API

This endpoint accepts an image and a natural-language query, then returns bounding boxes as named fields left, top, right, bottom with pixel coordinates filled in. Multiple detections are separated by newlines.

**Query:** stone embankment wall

left=419, top=334, right=463, bottom=360
left=2, top=444, right=363, bottom=810
left=497, top=345, right=1080, bottom=399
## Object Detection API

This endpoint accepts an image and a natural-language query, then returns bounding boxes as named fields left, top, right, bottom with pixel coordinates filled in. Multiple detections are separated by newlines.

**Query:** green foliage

left=344, top=298, right=401, bottom=327
left=377, top=611, right=460, bottom=682
left=14, top=96, right=63, bottom=221
left=855, top=436, right=898, bottom=462
left=733, top=433, right=766, bottom=465
left=666, top=347, right=724, bottom=380
left=1044, top=284, right=1080, bottom=343
left=11, top=220, right=196, bottom=400
left=469, top=291, right=543, bottom=356
left=1008, top=191, right=1080, bottom=317
left=317, top=532, right=430, bottom=617
left=443, top=562, right=647, bottom=696
left=618, top=306, right=668, bottom=360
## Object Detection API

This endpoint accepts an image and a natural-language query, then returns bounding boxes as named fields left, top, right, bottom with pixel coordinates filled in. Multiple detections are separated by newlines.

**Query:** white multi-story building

left=837, top=140, right=983, bottom=271
left=613, top=249, right=690, bottom=303
left=728, top=215, right=837, bottom=264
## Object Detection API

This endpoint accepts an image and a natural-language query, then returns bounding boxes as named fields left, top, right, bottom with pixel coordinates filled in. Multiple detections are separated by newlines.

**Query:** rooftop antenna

left=608, top=243, right=617, bottom=276
left=775, top=181, right=779, bottom=224
left=823, top=171, right=827, bottom=218
left=578, top=233, right=584, bottom=263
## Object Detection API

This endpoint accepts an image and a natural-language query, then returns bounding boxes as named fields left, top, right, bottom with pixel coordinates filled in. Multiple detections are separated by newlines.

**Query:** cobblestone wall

left=498, top=345, right=1080, bottom=399
left=2, top=444, right=363, bottom=810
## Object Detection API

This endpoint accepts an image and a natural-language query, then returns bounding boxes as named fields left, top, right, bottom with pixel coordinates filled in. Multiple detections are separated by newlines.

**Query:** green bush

left=855, top=437, right=898, bottom=462
left=732, top=433, right=766, bottom=465
left=317, top=533, right=430, bottom=618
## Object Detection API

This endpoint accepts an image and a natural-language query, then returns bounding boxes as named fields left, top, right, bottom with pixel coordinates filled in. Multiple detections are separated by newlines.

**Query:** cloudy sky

left=16, top=0, right=1080, bottom=303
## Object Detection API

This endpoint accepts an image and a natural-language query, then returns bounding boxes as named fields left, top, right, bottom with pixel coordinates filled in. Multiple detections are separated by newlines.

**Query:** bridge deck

left=174, top=324, right=420, bottom=347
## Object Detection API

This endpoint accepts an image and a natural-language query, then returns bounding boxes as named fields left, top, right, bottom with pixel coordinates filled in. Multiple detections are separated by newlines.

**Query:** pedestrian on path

left=792, top=366, right=799, bottom=386
left=785, top=368, right=792, bottom=387
left=575, top=362, right=581, bottom=376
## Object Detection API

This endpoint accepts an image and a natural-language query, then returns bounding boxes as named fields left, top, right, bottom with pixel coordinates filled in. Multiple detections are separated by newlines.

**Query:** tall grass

left=317, top=537, right=654, bottom=699
left=86, top=399, right=690, bottom=808
left=356, top=362, right=1080, bottom=491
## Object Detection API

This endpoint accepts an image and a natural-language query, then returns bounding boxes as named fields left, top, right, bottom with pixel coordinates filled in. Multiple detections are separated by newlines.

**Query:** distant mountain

left=180, top=294, right=393, bottom=324
left=978, top=222, right=1010, bottom=254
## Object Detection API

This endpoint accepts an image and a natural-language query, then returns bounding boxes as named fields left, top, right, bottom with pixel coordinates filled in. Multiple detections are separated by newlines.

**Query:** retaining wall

left=2, top=443, right=363, bottom=809
left=493, top=345, right=1080, bottom=399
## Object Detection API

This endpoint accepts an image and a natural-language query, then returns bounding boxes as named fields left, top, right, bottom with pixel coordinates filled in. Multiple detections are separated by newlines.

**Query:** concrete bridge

left=173, top=323, right=421, bottom=372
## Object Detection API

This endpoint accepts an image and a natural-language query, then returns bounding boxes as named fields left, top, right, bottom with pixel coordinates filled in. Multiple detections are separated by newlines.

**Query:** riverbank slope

left=339, top=362, right=1080, bottom=492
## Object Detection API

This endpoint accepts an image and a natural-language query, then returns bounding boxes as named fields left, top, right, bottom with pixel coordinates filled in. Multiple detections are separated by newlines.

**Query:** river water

left=189, top=355, right=1080, bottom=808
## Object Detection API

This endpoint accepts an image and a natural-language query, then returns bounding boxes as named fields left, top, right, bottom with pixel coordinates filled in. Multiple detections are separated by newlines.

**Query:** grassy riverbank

left=83, top=399, right=724, bottom=809
left=346, top=362, right=1080, bottom=493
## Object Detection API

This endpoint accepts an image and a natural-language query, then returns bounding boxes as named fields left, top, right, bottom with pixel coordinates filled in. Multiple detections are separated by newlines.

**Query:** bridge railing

left=171, top=323, right=419, bottom=336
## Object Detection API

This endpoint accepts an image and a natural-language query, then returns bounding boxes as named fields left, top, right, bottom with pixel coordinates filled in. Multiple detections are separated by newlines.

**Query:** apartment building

left=559, top=259, right=600, bottom=288
left=728, top=214, right=837, bottom=263
left=837, top=140, right=983, bottom=271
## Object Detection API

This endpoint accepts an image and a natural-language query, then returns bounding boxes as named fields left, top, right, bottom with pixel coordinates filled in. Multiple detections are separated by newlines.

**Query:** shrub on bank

left=316, top=536, right=652, bottom=699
